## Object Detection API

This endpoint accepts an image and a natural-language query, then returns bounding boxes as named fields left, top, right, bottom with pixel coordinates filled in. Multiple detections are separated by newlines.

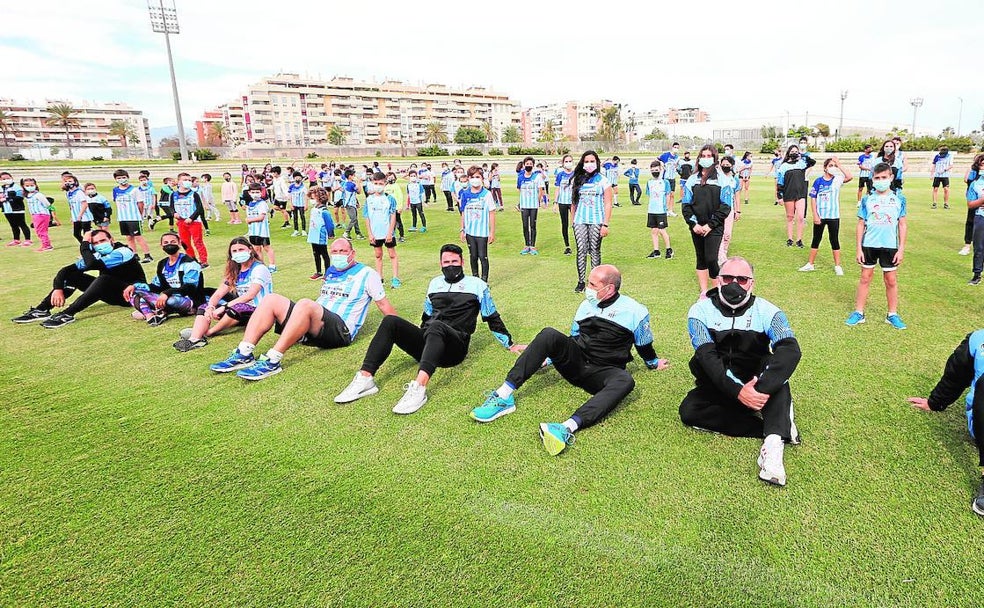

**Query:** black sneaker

left=647, top=250, right=661, bottom=259
left=147, top=311, right=168, bottom=327
left=665, top=248, right=674, bottom=260
left=148, top=218, right=157, bottom=230
left=40, top=312, right=75, bottom=329
left=142, top=254, right=153, bottom=264
left=173, top=337, right=208, bottom=352
left=201, top=263, right=209, bottom=269
left=973, top=478, right=984, bottom=517
left=12, top=307, right=50, bottom=323
left=796, top=240, right=804, bottom=249
left=281, top=221, right=290, bottom=229
left=563, top=247, right=571, bottom=256
left=944, top=204, right=950, bottom=210
left=786, top=239, right=793, bottom=247
left=574, top=282, right=585, bottom=294
left=931, top=203, right=937, bottom=209
left=970, top=275, right=982, bottom=286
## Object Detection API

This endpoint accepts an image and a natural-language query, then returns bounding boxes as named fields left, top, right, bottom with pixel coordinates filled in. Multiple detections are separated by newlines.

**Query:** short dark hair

left=440, top=243, right=463, bottom=258
left=90, top=228, right=112, bottom=240
left=612, top=155, right=620, bottom=162
left=139, top=170, right=150, bottom=177
left=113, top=169, right=129, bottom=178
left=61, top=171, right=74, bottom=177
left=672, top=141, right=680, bottom=147
left=247, top=183, right=263, bottom=191
left=292, top=172, right=303, bottom=178
left=201, top=173, right=212, bottom=180
left=872, top=162, right=893, bottom=177
left=344, top=169, right=355, bottom=178
left=372, top=171, right=386, bottom=181
left=160, top=231, right=180, bottom=243
left=271, top=166, right=282, bottom=175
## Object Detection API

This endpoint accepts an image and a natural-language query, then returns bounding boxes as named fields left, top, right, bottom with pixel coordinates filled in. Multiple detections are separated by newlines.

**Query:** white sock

left=238, top=341, right=255, bottom=356
left=496, top=382, right=514, bottom=399
left=563, top=419, right=579, bottom=433
left=266, top=348, right=284, bottom=364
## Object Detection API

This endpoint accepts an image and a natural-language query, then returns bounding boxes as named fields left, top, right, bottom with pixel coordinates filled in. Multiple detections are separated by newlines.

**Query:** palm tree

left=538, top=119, right=557, bottom=153
left=501, top=125, right=521, bottom=143
left=327, top=125, right=346, bottom=146
left=209, top=122, right=228, bottom=146
left=46, top=103, right=81, bottom=159
left=423, top=122, right=448, bottom=144
left=108, top=119, right=137, bottom=149
left=0, top=109, right=16, bottom=148
left=480, top=120, right=497, bottom=143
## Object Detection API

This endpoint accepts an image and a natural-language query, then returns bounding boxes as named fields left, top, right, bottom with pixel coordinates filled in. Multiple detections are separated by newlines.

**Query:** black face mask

left=524, top=166, right=534, bottom=173
left=721, top=165, right=733, bottom=173
left=719, top=282, right=751, bottom=309
left=790, top=153, right=800, bottom=161
left=162, top=244, right=181, bottom=255
left=442, top=264, right=465, bottom=283
left=62, top=181, right=76, bottom=191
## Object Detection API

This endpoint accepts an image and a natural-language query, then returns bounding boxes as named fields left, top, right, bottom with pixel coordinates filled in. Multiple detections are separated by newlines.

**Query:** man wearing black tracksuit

left=680, top=257, right=801, bottom=486
left=334, top=243, right=523, bottom=415
left=11, top=229, right=146, bottom=329
left=469, top=264, right=669, bottom=456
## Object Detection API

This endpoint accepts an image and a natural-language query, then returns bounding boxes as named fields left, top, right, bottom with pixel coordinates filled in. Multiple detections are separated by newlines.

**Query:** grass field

left=2, top=173, right=984, bottom=607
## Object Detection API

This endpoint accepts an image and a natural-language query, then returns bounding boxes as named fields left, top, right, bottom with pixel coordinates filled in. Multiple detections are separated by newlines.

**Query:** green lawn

left=2, top=174, right=983, bottom=607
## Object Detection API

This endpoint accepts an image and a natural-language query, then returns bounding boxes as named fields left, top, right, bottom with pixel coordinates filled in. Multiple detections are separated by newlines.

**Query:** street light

left=957, top=97, right=964, bottom=136
left=148, top=0, right=189, bottom=162
left=838, top=90, right=848, bottom=141
left=910, top=97, right=923, bottom=136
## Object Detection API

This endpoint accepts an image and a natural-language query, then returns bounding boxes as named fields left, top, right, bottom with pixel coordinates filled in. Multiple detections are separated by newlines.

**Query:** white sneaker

left=334, top=373, right=379, bottom=403
left=798, top=263, right=815, bottom=272
left=392, top=381, right=428, bottom=414
left=834, top=265, right=844, bottom=276
left=757, top=434, right=786, bottom=486
left=667, top=211, right=678, bottom=217
left=960, top=245, right=972, bottom=256
left=179, top=327, right=193, bottom=340
left=291, top=230, right=300, bottom=237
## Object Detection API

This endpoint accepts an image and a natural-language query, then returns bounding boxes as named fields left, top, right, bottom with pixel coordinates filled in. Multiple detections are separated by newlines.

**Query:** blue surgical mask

left=330, top=254, right=350, bottom=269
left=181, top=180, right=193, bottom=190
left=25, top=185, right=37, bottom=192
left=698, top=157, right=715, bottom=169
left=584, top=287, right=600, bottom=305
left=231, top=250, right=252, bottom=264
left=93, top=242, right=114, bottom=255
left=872, top=179, right=892, bottom=193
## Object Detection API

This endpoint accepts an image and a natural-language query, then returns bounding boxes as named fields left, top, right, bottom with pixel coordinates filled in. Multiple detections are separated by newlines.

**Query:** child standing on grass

left=406, top=170, right=427, bottom=233
left=645, top=160, right=672, bottom=260
left=799, top=157, right=852, bottom=275
left=138, top=172, right=157, bottom=226
left=307, top=186, right=335, bottom=280
left=23, top=178, right=54, bottom=252
left=221, top=172, right=240, bottom=224
left=341, top=169, right=365, bottom=240
left=244, top=183, right=277, bottom=272
left=459, top=166, right=496, bottom=282
left=84, top=183, right=112, bottom=228
left=845, top=163, right=908, bottom=329
left=384, top=172, right=405, bottom=242
left=288, top=172, right=308, bottom=237
left=151, top=177, right=175, bottom=229
left=200, top=173, right=219, bottom=222
left=364, top=172, right=401, bottom=289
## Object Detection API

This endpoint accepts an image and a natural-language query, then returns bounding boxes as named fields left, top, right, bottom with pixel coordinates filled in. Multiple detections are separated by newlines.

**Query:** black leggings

left=360, top=316, right=469, bottom=377
left=691, top=229, right=724, bottom=278
left=5, top=213, right=30, bottom=240
left=38, top=265, right=129, bottom=316
left=443, top=190, right=455, bottom=211
left=629, top=183, right=642, bottom=205
left=156, top=205, right=175, bottom=227
left=966, top=207, right=976, bottom=245
left=423, top=184, right=436, bottom=203
left=680, top=383, right=796, bottom=442
left=292, top=207, right=307, bottom=231
left=72, top=221, right=92, bottom=243
left=558, top=204, right=571, bottom=247
left=394, top=211, right=404, bottom=238
left=465, top=234, right=489, bottom=281
left=810, top=219, right=841, bottom=250
left=411, top=204, right=426, bottom=228
left=311, top=243, right=329, bottom=274
left=521, top=208, right=538, bottom=247
left=505, top=327, right=635, bottom=429
left=491, top=188, right=503, bottom=208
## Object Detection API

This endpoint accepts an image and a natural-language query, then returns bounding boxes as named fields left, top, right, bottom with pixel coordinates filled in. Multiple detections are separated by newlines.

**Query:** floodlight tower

left=910, top=97, right=924, bottom=136
left=838, top=90, right=848, bottom=141
left=148, top=0, right=189, bottom=162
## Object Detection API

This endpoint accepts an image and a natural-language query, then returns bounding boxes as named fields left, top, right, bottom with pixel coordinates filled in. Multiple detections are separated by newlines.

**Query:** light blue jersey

left=968, top=176, right=984, bottom=217
left=603, top=162, right=620, bottom=186
left=230, top=262, right=273, bottom=307
left=857, top=153, right=874, bottom=178
left=246, top=200, right=270, bottom=238
left=932, top=153, right=954, bottom=178
left=288, top=183, right=307, bottom=209
left=316, top=262, right=386, bottom=339
left=26, top=192, right=51, bottom=215
left=573, top=174, right=610, bottom=225
left=440, top=169, right=455, bottom=191
left=460, top=188, right=496, bottom=237
left=112, top=185, right=142, bottom=222
left=343, top=180, right=359, bottom=208
left=407, top=181, right=424, bottom=205
left=646, top=178, right=670, bottom=214
left=517, top=172, right=544, bottom=209
left=859, top=191, right=907, bottom=249
left=555, top=170, right=574, bottom=205
left=658, top=152, right=679, bottom=179
left=67, top=187, right=93, bottom=222
left=308, top=206, right=335, bottom=244
left=623, top=166, right=640, bottom=185
left=136, top=253, right=202, bottom=292
left=810, top=175, right=845, bottom=220
left=776, top=158, right=809, bottom=186
left=363, top=193, right=397, bottom=240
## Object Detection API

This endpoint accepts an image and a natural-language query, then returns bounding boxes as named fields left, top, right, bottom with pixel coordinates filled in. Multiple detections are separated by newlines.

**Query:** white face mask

left=369, top=183, right=384, bottom=194
left=698, top=157, right=715, bottom=169
left=583, top=162, right=597, bottom=173
left=469, top=177, right=483, bottom=188
left=563, top=161, right=574, bottom=170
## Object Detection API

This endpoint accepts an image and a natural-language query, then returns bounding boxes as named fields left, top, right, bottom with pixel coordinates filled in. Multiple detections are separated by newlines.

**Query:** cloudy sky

left=3, top=0, right=979, bottom=136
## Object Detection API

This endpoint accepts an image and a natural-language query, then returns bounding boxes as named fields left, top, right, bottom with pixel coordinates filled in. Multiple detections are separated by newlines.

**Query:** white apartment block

left=206, top=73, right=522, bottom=147
left=0, top=98, right=151, bottom=154
left=521, top=100, right=619, bottom=144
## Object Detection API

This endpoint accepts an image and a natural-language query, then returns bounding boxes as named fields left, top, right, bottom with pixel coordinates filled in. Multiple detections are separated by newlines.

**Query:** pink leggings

left=32, top=214, right=51, bottom=248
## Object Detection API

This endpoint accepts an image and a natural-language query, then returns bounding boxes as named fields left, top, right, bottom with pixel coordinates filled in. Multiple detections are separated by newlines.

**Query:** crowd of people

left=5, top=142, right=984, bottom=516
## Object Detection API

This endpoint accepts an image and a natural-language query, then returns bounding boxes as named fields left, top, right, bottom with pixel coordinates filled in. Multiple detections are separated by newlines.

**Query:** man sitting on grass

left=12, top=229, right=146, bottom=329
left=209, top=238, right=396, bottom=380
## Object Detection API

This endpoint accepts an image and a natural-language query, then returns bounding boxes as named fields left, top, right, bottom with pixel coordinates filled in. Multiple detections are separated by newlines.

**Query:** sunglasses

left=720, top=275, right=753, bottom=287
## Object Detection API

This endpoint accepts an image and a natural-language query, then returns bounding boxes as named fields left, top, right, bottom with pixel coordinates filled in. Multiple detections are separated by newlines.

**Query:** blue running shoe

left=885, top=314, right=907, bottom=330
left=845, top=311, right=865, bottom=327
left=520, top=247, right=530, bottom=255
left=419, top=226, right=427, bottom=233
left=236, top=356, right=282, bottom=380
left=529, top=248, right=539, bottom=256
left=391, top=277, right=402, bottom=289
left=210, top=349, right=254, bottom=373
left=470, top=391, right=516, bottom=423
left=538, top=422, right=575, bottom=456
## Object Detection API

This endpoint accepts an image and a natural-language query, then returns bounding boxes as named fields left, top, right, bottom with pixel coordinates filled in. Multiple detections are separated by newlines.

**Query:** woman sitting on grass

left=173, top=237, right=273, bottom=352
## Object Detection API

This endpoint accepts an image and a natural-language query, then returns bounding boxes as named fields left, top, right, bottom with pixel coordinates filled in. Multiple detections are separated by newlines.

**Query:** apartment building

left=202, top=73, right=522, bottom=147
left=0, top=98, right=151, bottom=153
left=521, top=100, right=620, bottom=144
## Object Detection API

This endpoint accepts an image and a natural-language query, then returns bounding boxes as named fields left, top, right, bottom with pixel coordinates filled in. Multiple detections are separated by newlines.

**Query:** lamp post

left=910, top=97, right=923, bottom=136
left=957, top=97, right=964, bottom=136
left=838, top=90, right=848, bottom=141
left=148, top=0, right=189, bottom=162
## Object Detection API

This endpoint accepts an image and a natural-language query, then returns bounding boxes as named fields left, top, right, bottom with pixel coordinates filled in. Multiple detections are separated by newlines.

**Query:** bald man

left=680, top=256, right=802, bottom=486
left=471, top=264, right=669, bottom=456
